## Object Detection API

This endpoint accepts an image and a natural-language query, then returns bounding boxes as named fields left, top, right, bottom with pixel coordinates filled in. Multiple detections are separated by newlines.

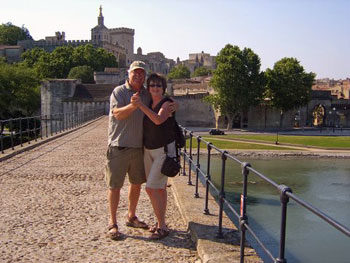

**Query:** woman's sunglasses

left=149, top=84, right=162, bottom=88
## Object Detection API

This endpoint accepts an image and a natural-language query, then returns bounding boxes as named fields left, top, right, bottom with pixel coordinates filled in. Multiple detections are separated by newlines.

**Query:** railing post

left=59, top=113, right=62, bottom=133
left=240, top=162, right=251, bottom=263
left=188, top=132, right=193, bottom=185
left=45, top=115, right=48, bottom=137
left=276, top=185, right=292, bottom=263
left=50, top=114, right=53, bottom=136
left=26, top=117, right=30, bottom=144
left=34, top=117, right=37, bottom=142
left=194, top=136, right=201, bottom=198
left=10, top=119, right=14, bottom=150
left=182, top=129, right=187, bottom=176
left=217, top=151, right=227, bottom=238
left=40, top=116, right=43, bottom=140
left=0, top=120, right=4, bottom=154
left=55, top=114, right=58, bottom=134
left=204, top=142, right=212, bottom=215
left=19, top=118, right=23, bottom=147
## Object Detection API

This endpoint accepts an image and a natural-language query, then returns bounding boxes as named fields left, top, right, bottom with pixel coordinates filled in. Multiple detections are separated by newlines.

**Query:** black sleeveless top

left=143, top=97, right=176, bottom=149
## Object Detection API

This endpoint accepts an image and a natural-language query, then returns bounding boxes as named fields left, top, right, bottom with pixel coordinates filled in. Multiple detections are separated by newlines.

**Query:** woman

left=132, top=73, right=176, bottom=240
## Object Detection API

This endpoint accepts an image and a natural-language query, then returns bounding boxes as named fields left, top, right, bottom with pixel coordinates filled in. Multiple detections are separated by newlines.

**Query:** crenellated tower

left=108, top=27, right=134, bottom=65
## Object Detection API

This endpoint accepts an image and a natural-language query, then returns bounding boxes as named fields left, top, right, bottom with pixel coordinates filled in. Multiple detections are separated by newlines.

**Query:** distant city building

left=179, top=51, right=216, bottom=74
left=313, top=78, right=350, bottom=99
left=17, top=5, right=174, bottom=75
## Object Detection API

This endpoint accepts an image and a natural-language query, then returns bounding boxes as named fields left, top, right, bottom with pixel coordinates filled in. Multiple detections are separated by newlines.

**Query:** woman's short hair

left=146, top=73, right=167, bottom=94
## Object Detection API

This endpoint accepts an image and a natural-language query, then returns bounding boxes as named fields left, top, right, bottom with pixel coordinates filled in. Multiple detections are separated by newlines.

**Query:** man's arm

left=110, top=88, right=138, bottom=120
left=112, top=104, right=137, bottom=120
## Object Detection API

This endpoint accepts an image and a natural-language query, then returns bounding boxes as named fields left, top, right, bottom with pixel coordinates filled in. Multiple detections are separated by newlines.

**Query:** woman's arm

left=139, top=101, right=171, bottom=125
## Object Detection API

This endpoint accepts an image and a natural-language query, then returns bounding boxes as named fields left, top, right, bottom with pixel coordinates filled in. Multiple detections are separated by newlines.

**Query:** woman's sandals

left=149, top=228, right=170, bottom=240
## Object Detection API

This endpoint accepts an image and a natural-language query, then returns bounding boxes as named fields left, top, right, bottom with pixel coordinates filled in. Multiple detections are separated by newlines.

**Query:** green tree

left=0, top=22, right=32, bottom=45
left=0, top=63, right=40, bottom=119
left=21, top=47, right=47, bottom=67
left=21, top=44, right=117, bottom=79
left=265, top=57, right=315, bottom=127
left=68, top=65, right=95, bottom=84
left=205, top=44, right=264, bottom=129
left=192, top=66, right=211, bottom=77
left=168, top=65, right=191, bottom=79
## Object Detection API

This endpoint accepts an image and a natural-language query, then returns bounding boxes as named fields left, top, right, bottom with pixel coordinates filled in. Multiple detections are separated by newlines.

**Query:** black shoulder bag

left=161, top=144, right=181, bottom=177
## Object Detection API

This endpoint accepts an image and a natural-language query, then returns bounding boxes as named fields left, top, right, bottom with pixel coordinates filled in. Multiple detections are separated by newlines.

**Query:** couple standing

left=105, top=61, right=178, bottom=240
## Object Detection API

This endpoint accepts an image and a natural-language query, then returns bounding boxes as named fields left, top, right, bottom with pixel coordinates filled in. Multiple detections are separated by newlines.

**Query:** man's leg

left=128, top=183, right=141, bottom=219
left=108, top=188, right=121, bottom=226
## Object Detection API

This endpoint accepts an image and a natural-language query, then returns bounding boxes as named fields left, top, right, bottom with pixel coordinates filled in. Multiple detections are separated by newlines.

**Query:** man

left=106, top=61, right=150, bottom=240
left=105, top=61, right=176, bottom=240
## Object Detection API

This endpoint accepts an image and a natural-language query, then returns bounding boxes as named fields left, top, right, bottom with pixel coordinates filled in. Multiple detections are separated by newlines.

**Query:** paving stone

left=0, top=117, right=199, bottom=263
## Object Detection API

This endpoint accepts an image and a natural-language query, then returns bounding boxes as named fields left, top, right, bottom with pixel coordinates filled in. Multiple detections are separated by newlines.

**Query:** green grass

left=210, top=134, right=350, bottom=149
left=186, top=137, right=296, bottom=150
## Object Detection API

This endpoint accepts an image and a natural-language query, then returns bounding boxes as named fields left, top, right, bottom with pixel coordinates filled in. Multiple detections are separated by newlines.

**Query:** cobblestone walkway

left=0, top=117, right=199, bottom=263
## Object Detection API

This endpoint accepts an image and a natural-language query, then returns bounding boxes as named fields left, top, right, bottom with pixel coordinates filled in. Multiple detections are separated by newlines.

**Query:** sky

left=2, top=0, right=349, bottom=79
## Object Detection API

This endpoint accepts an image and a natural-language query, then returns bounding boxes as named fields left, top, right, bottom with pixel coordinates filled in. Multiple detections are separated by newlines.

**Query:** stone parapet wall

left=174, top=94, right=215, bottom=127
left=41, top=80, right=107, bottom=134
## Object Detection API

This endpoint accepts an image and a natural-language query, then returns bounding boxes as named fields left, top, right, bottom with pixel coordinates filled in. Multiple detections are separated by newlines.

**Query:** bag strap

left=163, top=143, right=180, bottom=160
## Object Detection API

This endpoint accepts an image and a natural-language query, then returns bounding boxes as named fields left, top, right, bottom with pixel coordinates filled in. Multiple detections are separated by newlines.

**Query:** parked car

left=209, top=129, right=225, bottom=135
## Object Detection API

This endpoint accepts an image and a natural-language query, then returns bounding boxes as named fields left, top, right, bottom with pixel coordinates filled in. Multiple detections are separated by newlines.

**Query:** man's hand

left=111, top=92, right=140, bottom=120
left=131, top=92, right=141, bottom=107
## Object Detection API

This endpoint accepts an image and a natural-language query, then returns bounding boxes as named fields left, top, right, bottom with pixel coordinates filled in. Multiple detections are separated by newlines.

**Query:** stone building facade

left=18, top=6, right=174, bottom=74
left=0, top=45, right=24, bottom=63
left=180, top=51, right=216, bottom=74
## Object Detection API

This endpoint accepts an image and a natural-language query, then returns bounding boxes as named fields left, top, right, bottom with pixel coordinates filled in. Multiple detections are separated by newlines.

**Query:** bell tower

left=98, top=5, right=104, bottom=26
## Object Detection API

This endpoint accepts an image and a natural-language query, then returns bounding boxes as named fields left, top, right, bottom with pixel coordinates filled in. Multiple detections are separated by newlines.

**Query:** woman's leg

left=146, top=187, right=168, bottom=230
left=144, top=147, right=169, bottom=230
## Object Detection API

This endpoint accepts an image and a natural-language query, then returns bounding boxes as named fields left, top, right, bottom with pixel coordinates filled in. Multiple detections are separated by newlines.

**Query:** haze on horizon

left=2, top=0, right=349, bottom=79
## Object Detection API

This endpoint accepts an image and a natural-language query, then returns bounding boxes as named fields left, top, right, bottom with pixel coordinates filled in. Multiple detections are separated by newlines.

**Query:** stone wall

left=41, top=80, right=107, bottom=134
left=175, top=94, right=215, bottom=127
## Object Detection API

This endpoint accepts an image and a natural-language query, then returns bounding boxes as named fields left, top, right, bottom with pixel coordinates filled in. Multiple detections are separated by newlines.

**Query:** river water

left=199, top=156, right=350, bottom=263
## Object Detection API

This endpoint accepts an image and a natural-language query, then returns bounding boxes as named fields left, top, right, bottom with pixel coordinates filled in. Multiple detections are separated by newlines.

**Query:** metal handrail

left=0, top=109, right=105, bottom=154
left=180, top=126, right=350, bottom=263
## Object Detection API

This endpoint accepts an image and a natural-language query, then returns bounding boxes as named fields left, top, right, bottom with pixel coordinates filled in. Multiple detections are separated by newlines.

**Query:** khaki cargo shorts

left=105, top=146, right=146, bottom=189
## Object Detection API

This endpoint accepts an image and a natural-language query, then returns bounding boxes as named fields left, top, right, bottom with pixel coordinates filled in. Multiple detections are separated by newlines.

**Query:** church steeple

left=98, top=5, right=104, bottom=26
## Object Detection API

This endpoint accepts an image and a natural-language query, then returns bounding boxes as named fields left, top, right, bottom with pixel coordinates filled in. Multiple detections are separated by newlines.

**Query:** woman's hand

left=168, top=97, right=179, bottom=113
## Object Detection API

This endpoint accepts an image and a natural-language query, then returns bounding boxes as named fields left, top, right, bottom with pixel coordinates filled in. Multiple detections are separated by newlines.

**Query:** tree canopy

left=0, top=62, right=40, bottom=119
left=0, top=22, right=32, bottom=45
left=265, top=57, right=315, bottom=126
left=168, top=64, right=191, bottom=80
left=20, top=44, right=117, bottom=79
left=192, top=66, right=212, bottom=77
left=206, top=44, right=265, bottom=129
left=68, top=65, right=94, bottom=84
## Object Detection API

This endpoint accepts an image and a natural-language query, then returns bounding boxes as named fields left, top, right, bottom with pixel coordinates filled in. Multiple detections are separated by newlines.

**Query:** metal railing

left=180, top=127, right=350, bottom=263
left=1, top=109, right=105, bottom=154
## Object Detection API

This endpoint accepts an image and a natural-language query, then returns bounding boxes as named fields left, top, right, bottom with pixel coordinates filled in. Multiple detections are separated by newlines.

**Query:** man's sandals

left=125, top=216, right=149, bottom=229
left=108, top=224, right=121, bottom=240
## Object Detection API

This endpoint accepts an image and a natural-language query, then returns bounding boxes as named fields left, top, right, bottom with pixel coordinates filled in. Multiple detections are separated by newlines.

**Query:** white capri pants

left=144, top=141, right=176, bottom=189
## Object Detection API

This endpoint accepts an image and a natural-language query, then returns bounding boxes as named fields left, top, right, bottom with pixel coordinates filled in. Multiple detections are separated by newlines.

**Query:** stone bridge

left=0, top=116, right=261, bottom=263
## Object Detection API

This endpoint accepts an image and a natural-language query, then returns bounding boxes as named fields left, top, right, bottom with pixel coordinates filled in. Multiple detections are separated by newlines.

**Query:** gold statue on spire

left=99, top=5, right=103, bottom=16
